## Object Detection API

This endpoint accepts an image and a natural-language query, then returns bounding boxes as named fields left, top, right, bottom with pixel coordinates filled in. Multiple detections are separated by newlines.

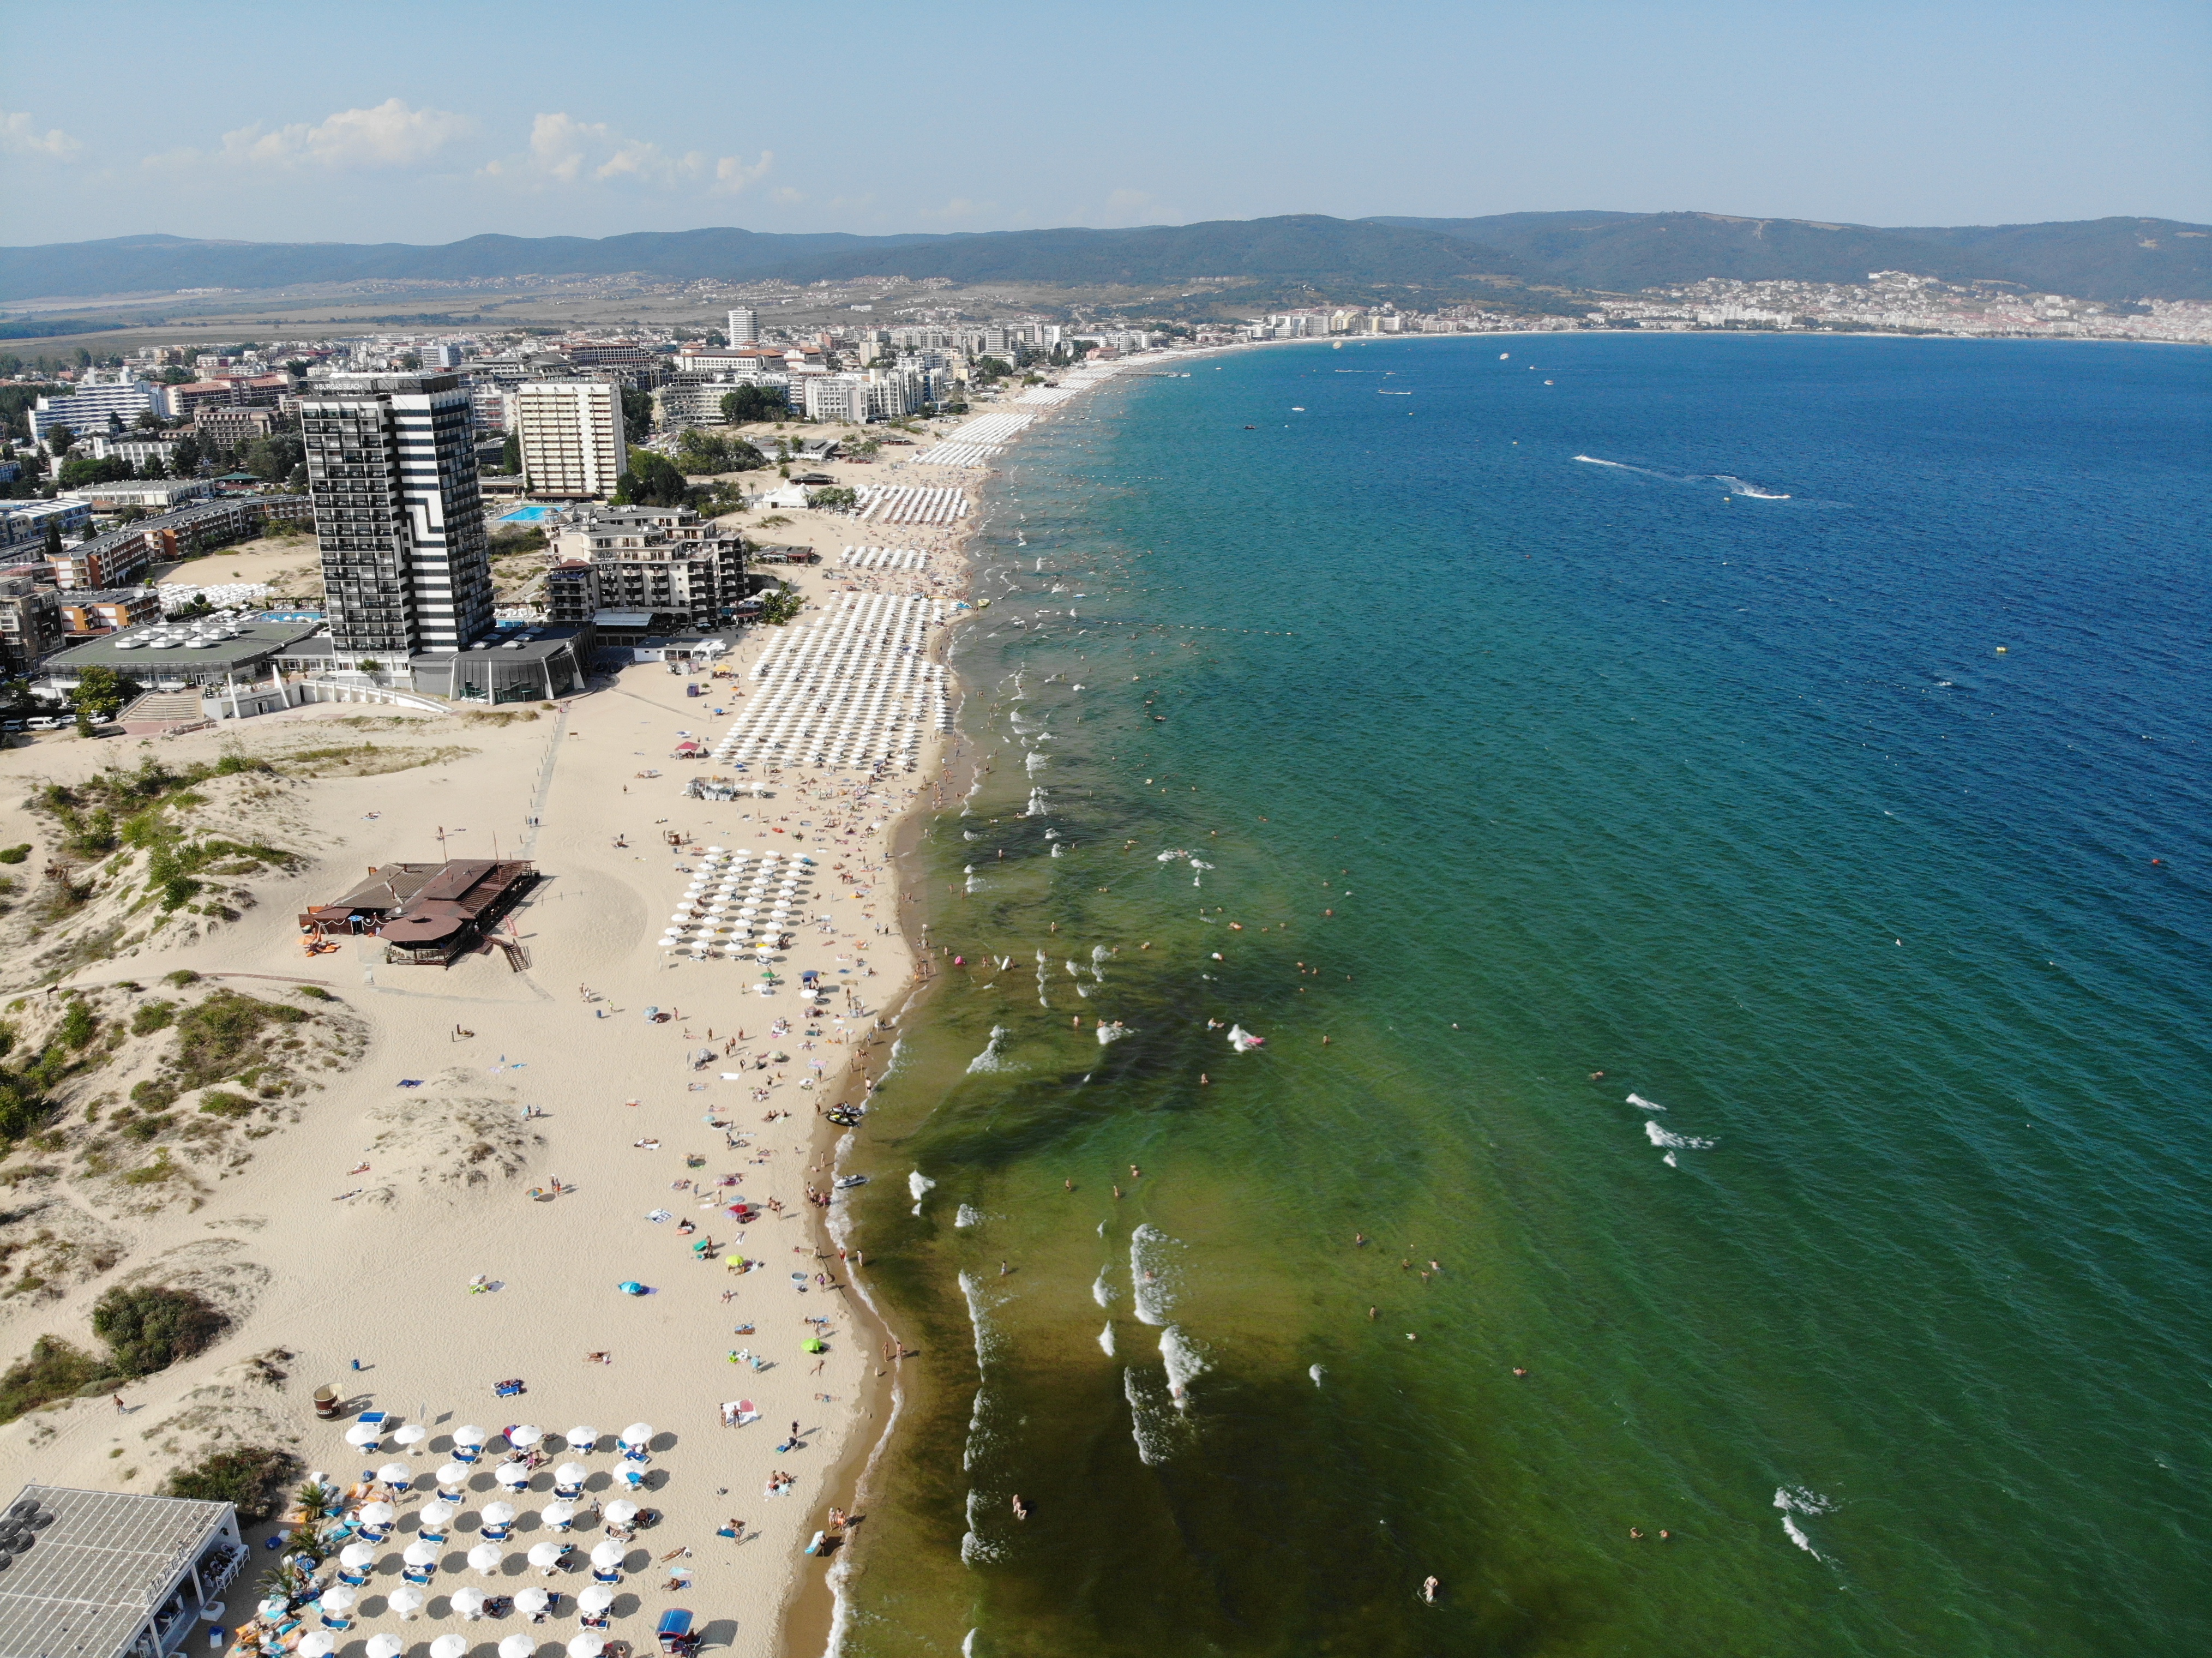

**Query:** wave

left=1774, top=1486, right=1835, bottom=1560
left=909, top=1169, right=935, bottom=1216
left=966, top=1027, right=1015, bottom=1073
left=1092, top=1269, right=1114, bottom=1309
left=1309, top=1363, right=1326, bottom=1387
left=1576, top=454, right=1792, bottom=499
left=1646, top=1121, right=1716, bottom=1151
left=960, top=1488, right=1006, bottom=1564
left=1024, top=751, right=1049, bottom=773
left=1123, top=1368, right=1183, bottom=1467
left=955, top=1204, right=983, bottom=1229
left=1161, top=1325, right=1207, bottom=1411
left=1131, top=1223, right=1184, bottom=1325
left=1626, top=1091, right=1665, bottom=1112
left=1099, top=1321, right=1116, bottom=1356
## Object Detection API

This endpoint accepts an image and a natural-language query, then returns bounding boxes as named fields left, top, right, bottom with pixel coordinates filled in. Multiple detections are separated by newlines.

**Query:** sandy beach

left=0, top=367, right=1163, bottom=1651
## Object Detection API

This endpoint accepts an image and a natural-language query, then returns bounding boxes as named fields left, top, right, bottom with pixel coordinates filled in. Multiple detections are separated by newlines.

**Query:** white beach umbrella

left=453, top=1423, right=489, bottom=1446
left=568, top=1637, right=605, bottom=1658
left=527, top=1540, right=566, bottom=1569
left=367, top=1637, right=405, bottom=1658
left=388, top=1585, right=426, bottom=1619
left=299, top=1635, right=337, bottom=1658
left=468, top=1541, right=503, bottom=1574
left=576, top=1586, right=614, bottom=1614
left=563, top=1425, right=599, bottom=1453
left=344, top=1422, right=381, bottom=1449
left=318, top=1587, right=357, bottom=1616
left=376, top=1461, right=412, bottom=1488
left=258, top=1598, right=289, bottom=1621
left=394, top=1422, right=428, bottom=1451
left=401, top=1539, right=440, bottom=1569
left=602, top=1499, right=638, bottom=1525
left=500, top=1638, right=537, bottom=1658
left=419, top=1499, right=457, bottom=1530
left=494, top=1460, right=531, bottom=1488
left=435, top=1462, right=471, bottom=1490
left=482, top=1500, right=517, bottom=1528
left=431, top=1637, right=470, bottom=1658
left=588, top=1539, right=624, bottom=1569
left=451, top=1587, right=488, bottom=1619
left=508, top=1423, right=544, bottom=1447
left=541, top=1500, right=576, bottom=1529
left=618, top=1422, right=653, bottom=1447
left=338, top=1541, right=376, bottom=1570
left=359, top=1501, right=397, bottom=1529
left=513, top=1587, right=550, bottom=1616
left=553, top=1461, right=588, bottom=1487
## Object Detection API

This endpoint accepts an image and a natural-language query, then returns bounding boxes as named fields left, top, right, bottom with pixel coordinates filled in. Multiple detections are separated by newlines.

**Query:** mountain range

left=2, top=212, right=2204, bottom=308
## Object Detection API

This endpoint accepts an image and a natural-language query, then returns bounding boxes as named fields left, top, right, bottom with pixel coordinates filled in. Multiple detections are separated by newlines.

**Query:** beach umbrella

left=376, top=1461, right=412, bottom=1488
left=568, top=1637, right=604, bottom=1658
left=367, top=1637, right=404, bottom=1658
left=620, top=1421, right=653, bottom=1447
left=513, top=1588, right=549, bottom=1616
left=319, top=1587, right=358, bottom=1616
left=482, top=1500, right=517, bottom=1527
left=553, top=1460, right=588, bottom=1488
left=602, top=1499, right=639, bottom=1525
left=359, top=1501, right=397, bottom=1530
left=500, top=1638, right=536, bottom=1658
left=576, top=1586, right=615, bottom=1614
left=563, top=1425, right=598, bottom=1453
left=338, top=1541, right=376, bottom=1571
left=435, top=1462, right=471, bottom=1491
left=257, top=1598, right=289, bottom=1621
left=388, top=1585, right=425, bottom=1619
left=454, top=1424, right=489, bottom=1447
left=468, top=1541, right=503, bottom=1573
left=394, top=1422, right=428, bottom=1452
left=431, top=1637, right=470, bottom=1658
left=299, top=1635, right=337, bottom=1658
left=541, top=1500, right=576, bottom=1530
left=452, top=1587, right=488, bottom=1619
left=527, top=1540, right=566, bottom=1570
left=402, top=1539, right=439, bottom=1569
left=588, top=1539, right=624, bottom=1569
left=494, top=1460, right=531, bottom=1489
left=419, top=1499, right=457, bottom=1530
left=344, top=1422, right=381, bottom=1449
left=508, top=1423, right=544, bottom=1448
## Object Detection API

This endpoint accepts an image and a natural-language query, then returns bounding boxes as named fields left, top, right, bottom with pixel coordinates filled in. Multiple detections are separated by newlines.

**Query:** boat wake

left=1576, top=454, right=1792, bottom=498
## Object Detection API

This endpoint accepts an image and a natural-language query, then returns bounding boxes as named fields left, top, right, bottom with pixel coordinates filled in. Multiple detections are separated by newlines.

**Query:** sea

left=828, top=333, right=2210, bottom=1657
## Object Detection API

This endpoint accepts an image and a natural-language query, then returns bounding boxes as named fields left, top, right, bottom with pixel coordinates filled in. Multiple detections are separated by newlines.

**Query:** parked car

left=25, top=717, right=66, bottom=731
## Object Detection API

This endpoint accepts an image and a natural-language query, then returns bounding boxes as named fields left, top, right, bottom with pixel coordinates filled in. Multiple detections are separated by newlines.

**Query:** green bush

left=164, top=970, right=200, bottom=987
left=170, top=992, right=306, bottom=1091
left=131, top=1000, right=175, bottom=1036
left=291, top=986, right=335, bottom=1003
left=57, top=1001, right=96, bottom=1049
left=0, top=1336, right=101, bottom=1423
left=0, top=844, right=30, bottom=864
left=163, top=1445, right=300, bottom=1523
left=91, top=1284, right=227, bottom=1377
left=197, top=1091, right=253, bottom=1119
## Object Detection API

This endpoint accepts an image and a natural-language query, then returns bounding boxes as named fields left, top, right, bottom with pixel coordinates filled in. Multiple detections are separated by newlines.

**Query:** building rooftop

left=44, top=618, right=322, bottom=678
left=0, top=1483, right=234, bottom=1658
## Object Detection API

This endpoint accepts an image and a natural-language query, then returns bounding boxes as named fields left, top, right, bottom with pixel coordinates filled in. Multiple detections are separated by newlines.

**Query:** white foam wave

left=955, top=1203, right=983, bottom=1229
left=1161, top=1325, right=1207, bottom=1411
left=1626, top=1091, right=1665, bottom=1112
left=966, top=1026, right=1015, bottom=1073
left=1309, top=1363, right=1326, bottom=1387
left=1024, top=751, right=1049, bottom=773
left=957, top=1270, right=1004, bottom=1369
left=1131, top=1223, right=1183, bottom=1326
left=959, top=1488, right=1006, bottom=1564
left=1092, top=1269, right=1114, bottom=1308
left=1099, top=1321, right=1116, bottom=1356
left=1123, top=1368, right=1177, bottom=1466
left=1774, top=1486, right=1835, bottom=1559
left=1646, top=1121, right=1715, bottom=1151
left=909, top=1169, right=935, bottom=1216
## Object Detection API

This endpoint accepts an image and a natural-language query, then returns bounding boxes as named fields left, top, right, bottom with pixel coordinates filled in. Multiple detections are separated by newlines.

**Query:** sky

left=3, top=0, right=2205, bottom=248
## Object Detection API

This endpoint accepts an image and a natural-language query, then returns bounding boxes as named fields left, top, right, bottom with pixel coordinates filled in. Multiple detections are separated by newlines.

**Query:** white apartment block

left=513, top=380, right=628, bottom=499
left=728, top=307, right=759, bottom=345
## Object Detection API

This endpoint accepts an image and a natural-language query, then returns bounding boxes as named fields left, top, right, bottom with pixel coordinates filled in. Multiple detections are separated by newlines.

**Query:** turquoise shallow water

left=834, top=335, right=2210, bottom=1656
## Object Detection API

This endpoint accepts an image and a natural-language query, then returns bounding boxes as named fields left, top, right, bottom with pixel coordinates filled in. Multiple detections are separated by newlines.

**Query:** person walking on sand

left=113, top=1393, right=126, bottom=1414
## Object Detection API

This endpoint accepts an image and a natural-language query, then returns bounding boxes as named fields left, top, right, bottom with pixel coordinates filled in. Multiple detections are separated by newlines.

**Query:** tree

left=756, top=588, right=803, bottom=625
left=719, top=385, right=784, bottom=424
left=806, top=485, right=857, bottom=511
left=164, top=1445, right=299, bottom=1523
left=70, top=664, right=142, bottom=731
left=43, top=521, right=63, bottom=561
left=620, top=387, right=656, bottom=438
left=44, top=423, right=75, bottom=457
left=501, top=432, right=521, bottom=474
left=173, top=435, right=203, bottom=477
left=615, top=449, right=687, bottom=508
left=92, top=1284, right=228, bottom=1377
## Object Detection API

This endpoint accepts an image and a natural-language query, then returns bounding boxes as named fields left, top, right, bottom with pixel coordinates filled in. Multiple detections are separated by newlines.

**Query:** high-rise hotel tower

left=300, top=373, right=494, bottom=663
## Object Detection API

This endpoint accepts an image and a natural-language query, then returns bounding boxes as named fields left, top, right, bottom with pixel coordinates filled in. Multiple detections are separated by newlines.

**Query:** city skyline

left=3, top=0, right=2204, bottom=247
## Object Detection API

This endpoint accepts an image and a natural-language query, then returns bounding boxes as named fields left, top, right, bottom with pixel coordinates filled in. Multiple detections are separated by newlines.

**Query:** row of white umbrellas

left=911, top=410, right=1035, bottom=466
left=719, top=595, right=949, bottom=770
left=665, top=852, right=808, bottom=953
left=341, top=1497, right=638, bottom=1550
left=855, top=485, right=969, bottom=525
left=839, top=545, right=930, bottom=570
left=295, top=1628, right=612, bottom=1656
left=347, top=1423, right=646, bottom=1457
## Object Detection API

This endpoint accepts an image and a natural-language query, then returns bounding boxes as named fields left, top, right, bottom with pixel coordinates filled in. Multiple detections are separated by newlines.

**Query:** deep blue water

left=839, top=334, right=2211, bottom=1656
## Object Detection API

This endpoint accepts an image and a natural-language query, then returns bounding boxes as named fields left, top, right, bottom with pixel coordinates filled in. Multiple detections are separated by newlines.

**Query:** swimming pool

left=496, top=506, right=555, bottom=524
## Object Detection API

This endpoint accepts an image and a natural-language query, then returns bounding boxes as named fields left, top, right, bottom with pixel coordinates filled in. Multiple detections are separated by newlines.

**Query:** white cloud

left=2, top=110, right=82, bottom=160
left=148, top=99, right=472, bottom=171
left=482, top=113, right=770, bottom=195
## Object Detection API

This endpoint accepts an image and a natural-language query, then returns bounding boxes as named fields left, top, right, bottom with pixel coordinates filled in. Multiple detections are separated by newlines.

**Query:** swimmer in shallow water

left=1422, top=1576, right=1438, bottom=1604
